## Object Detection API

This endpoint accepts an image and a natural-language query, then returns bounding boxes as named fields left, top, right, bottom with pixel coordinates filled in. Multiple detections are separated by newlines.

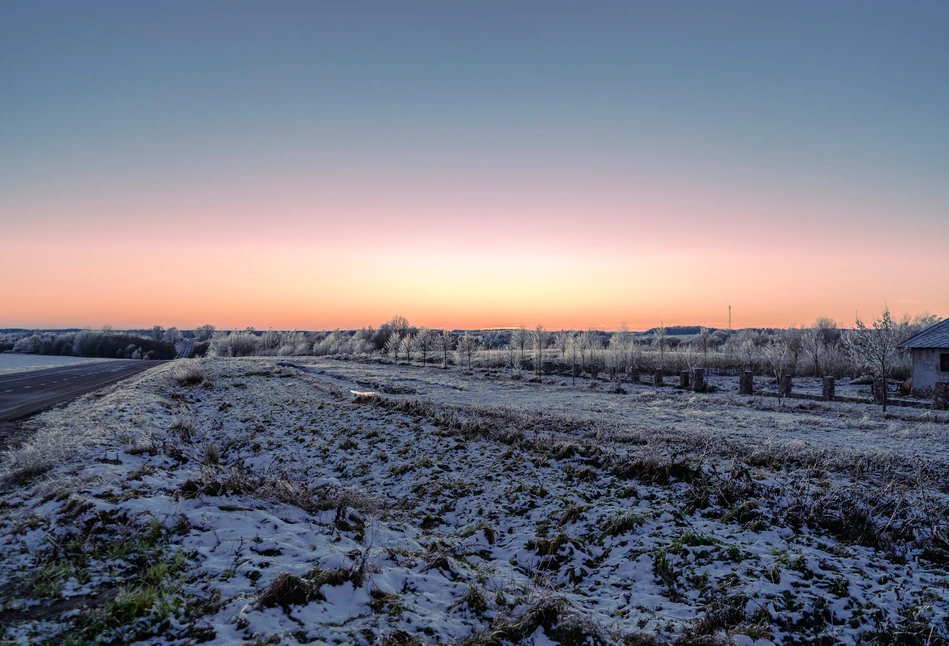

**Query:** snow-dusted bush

left=172, top=361, right=209, bottom=387
left=210, top=331, right=260, bottom=357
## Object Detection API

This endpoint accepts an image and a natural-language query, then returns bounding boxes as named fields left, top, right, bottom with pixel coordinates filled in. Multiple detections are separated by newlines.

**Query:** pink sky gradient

left=3, top=179, right=944, bottom=331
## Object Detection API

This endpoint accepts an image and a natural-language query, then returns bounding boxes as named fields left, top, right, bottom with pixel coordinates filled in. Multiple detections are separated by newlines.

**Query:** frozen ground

left=0, top=358, right=947, bottom=645
left=297, top=359, right=949, bottom=468
left=0, top=354, right=112, bottom=375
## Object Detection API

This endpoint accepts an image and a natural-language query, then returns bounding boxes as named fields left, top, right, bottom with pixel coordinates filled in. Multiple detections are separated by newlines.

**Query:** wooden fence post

left=935, top=382, right=949, bottom=410
left=679, top=370, right=690, bottom=388
left=693, top=368, right=707, bottom=393
left=740, top=371, right=754, bottom=395
left=779, top=375, right=792, bottom=398
left=822, top=376, right=835, bottom=401
left=654, top=370, right=664, bottom=387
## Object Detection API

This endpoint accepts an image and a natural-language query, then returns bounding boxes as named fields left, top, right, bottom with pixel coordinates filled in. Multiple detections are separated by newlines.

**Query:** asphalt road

left=176, top=339, right=195, bottom=359
left=0, top=360, right=166, bottom=421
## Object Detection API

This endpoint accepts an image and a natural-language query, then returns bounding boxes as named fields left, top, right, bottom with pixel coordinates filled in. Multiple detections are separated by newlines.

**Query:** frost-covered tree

left=581, top=329, right=602, bottom=379
left=719, top=329, right=757, bottom=372
left=531, top=324, right=547, bottom=376
left=163, top=327, right=182, bottom=344
left=385, top=333, right=402, bottom=363
left=438, top=330, right=455, bottom=368
left=399, top=334, right=415, bottom=363
left=389, top=316, right=410, bottom=336
left=846, top=305, right=908, bottom=412
left=692, top=326, right=713, bottom=368
left=800, top=325, right=826, bottom=377
left=783, top=327, right=805, bottom=373
left=908, top=313, right=941, bottom=339
left=456, top=332, right=478, bottom=371
left=652, top=323, right=668, bottom=370
left=576, top=330, right=593, bottom=374
left=628, top=334, right=642, bottom=378
left=511, top=326, right=530, bottom=370
left=210, top=331, right=259, bottom=357
left=607, top=325, right=633, bottom=382
left=612, top=323, right=634, bottom=379
left=762, top=337, right=791, bottom=406
left=415, top=328, right=433, bottom=365
left=683, top=336, right=697, bottom=373
left=555, top=331, right=571, bottom=360
left=567, top=332, right=580, bottom=385
left=606, top=336, right=624, bottom=383
left=258, top=329, right=282, bottom=354
left=506, top=339, right=521, bottom=378
left=194, top=324, right=216, bottom=342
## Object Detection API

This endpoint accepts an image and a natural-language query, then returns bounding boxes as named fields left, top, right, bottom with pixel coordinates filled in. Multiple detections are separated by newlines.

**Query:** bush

left=172, top=362, right=209, bottom=387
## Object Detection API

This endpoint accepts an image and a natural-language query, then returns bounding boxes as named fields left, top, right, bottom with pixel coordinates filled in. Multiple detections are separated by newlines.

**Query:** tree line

left=4, top=310, right=939, bottom=401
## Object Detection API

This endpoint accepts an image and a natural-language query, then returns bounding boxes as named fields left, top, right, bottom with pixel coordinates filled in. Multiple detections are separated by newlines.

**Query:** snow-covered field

left=0, top=354, right=112, bottom=375
left=1, top=358, right=947, bottom=645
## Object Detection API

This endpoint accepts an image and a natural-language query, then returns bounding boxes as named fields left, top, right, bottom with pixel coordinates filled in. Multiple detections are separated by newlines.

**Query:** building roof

left=900, top=318, right=949, bottom=349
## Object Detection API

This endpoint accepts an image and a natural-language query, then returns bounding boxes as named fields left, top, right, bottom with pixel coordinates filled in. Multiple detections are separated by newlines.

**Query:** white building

left=899, top=318, right=949, bottom=394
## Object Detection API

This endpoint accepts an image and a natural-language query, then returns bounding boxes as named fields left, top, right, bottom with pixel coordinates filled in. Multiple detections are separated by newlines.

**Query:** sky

left=2, top=1, right=948, bottom=331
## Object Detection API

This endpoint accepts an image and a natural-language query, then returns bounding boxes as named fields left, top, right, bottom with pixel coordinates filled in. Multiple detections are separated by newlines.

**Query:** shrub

left=172, top=362, right=208, bottom=387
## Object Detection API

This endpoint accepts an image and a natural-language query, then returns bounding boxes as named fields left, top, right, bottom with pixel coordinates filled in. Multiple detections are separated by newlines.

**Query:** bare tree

left=555, top=331, right=570, bottom=361
left=415, top=328, right=433, bottom=365
left=194, top=324, right=215, bottom=342
left=578, top=331, right=589, bottom=373
left=762, top=336, right=791, bottom=406
left=613, top=323, right=633, bottom=379
left=606, top=334, right=624, bottom=383
left=399, top=334, right=415, bottom=363
left=438, top=330, right=455, bottom=368
left=567, top=332, right=580, bottom=386
left=693, top=326, right=712, bottom=368
left=653, top=323, right=668, bottom=371
left=531, top=324, right=547, bottom=376
left=456, top=332, right=478, bottom=371
left=683, top=336, right=697, bottom=373
left=511, top=326, right=530, bottom=370
left=506, top=339, right=521, bottom=379
left=800, top=324, right=825, bottom=377
left=389, top=315, right=410, bottom=336
left=582, top=329, right=602, bottom=379
left=738, top=335, right=758, bottom=372
left=846, top=305, right=908, bottom=412
left=163, top=327, right=182, bottom=344
left=608, top=325, right=633, bottom=383
left=385, top=333, right=402, bottom=363
left=784, top=327, right=804, bottom=374
left=628, top=333, right=642, bottom=380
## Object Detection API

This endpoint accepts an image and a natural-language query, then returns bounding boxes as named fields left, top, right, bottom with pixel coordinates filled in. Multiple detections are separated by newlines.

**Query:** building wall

left=912, top=348, right=949, bottom=393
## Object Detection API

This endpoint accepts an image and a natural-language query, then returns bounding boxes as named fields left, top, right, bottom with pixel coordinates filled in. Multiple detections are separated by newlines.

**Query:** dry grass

left=4, top=356, right=947, bottom=644
left=171, top=361, right=210, bottom=387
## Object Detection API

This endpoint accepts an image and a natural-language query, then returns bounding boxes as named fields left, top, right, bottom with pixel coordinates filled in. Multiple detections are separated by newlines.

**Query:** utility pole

left=728, top=305, right=732, bottom=330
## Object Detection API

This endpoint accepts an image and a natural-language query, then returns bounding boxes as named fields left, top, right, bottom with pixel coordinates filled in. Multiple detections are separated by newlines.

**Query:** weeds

left=172, top=361, right=209, bottom=387
left=257, top=572, right=318, bottom=610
